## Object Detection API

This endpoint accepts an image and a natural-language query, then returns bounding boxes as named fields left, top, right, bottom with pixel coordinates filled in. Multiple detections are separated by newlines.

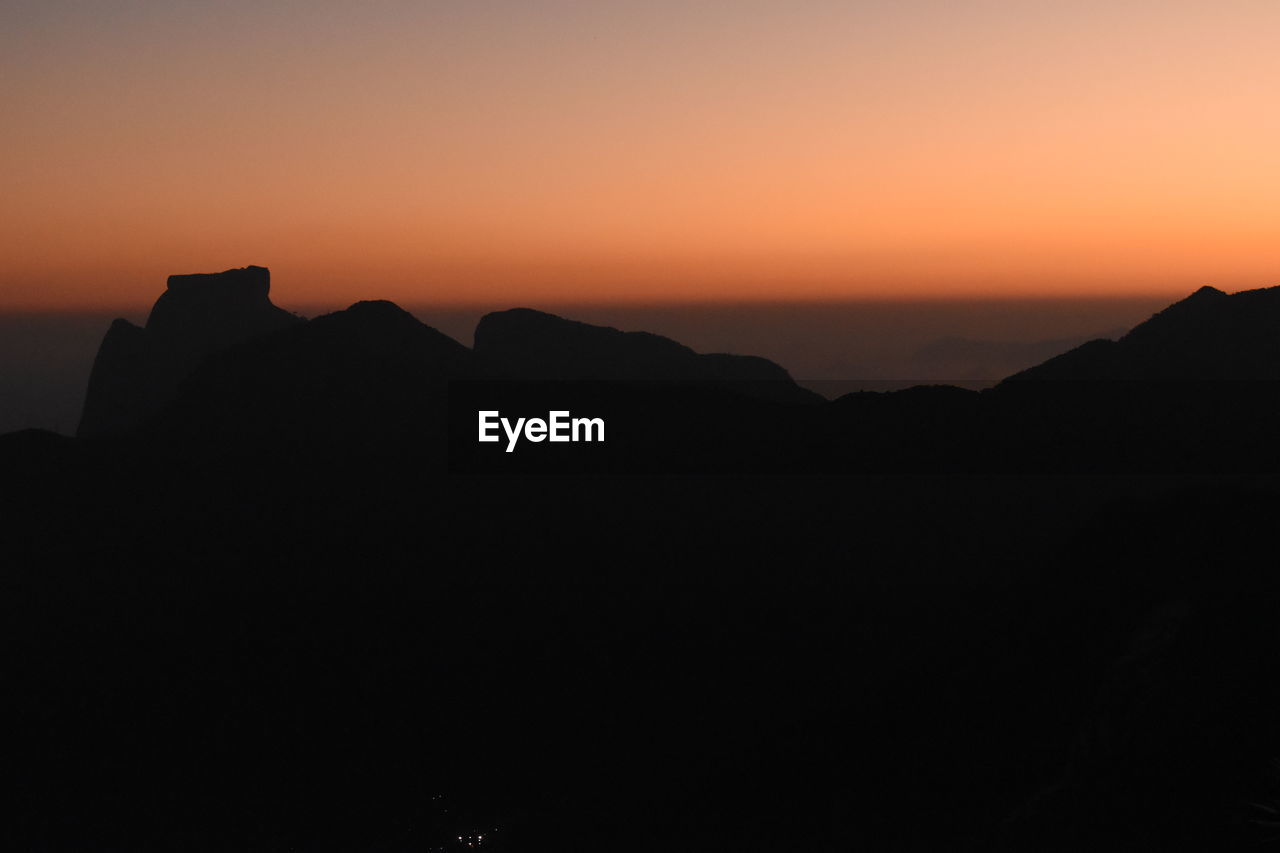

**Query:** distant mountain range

left=66, top=266, right=1280, bottom=476
left=76, top=266, right=819, bottom=440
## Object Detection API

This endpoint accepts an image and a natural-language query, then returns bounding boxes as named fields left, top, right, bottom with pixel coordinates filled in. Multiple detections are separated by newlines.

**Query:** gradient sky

left=4, top=0, right=1280, bottom=309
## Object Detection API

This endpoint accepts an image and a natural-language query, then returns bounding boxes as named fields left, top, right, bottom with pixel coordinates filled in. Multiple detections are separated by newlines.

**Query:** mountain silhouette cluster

left=72, top=267, right=1280, bottom=475
left=8, top=267, right=1280, bottom=850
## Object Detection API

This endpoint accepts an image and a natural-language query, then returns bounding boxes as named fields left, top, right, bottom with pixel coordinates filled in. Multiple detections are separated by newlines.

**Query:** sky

left=3, top=0, right=1280, bottom=309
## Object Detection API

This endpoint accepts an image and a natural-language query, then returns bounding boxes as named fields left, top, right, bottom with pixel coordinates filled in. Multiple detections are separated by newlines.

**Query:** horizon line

left=0, top=290, right=1199, bottom=317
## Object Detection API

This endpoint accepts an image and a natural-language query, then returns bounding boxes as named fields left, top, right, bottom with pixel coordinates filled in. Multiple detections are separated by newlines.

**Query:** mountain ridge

left=1006, top=283, right=1280, bottom=382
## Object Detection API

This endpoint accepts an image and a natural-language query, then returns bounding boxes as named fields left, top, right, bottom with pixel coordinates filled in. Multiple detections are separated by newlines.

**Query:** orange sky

left=4, top=0, right=1280, bottom=310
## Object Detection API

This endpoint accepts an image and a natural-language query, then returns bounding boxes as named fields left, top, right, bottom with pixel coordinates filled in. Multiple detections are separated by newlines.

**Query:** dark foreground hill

left=8, top=271, right=1280, bottom=850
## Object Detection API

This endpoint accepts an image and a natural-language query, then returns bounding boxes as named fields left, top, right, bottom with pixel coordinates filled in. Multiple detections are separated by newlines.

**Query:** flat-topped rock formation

left=78, top=266, right=301, bottom=437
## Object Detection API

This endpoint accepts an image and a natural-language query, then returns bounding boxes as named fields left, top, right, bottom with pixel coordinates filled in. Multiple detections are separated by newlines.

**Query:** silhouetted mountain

left=65, top=276, right=1280, bottom=475
left=1004, top=285, right=1280, bottom=381
left=78, top=266, right=301, bottom=437
left=146, top=299, right=475, bottom=453
left=474, top=307, right=822, bottom=405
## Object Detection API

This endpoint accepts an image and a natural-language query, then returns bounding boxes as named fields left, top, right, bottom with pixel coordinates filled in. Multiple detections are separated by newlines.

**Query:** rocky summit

left=77, top=266, right=301, bottom=437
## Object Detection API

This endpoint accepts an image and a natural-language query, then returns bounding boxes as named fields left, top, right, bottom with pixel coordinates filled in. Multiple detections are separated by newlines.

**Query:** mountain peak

left=1005, top=283, right=1280, bottom=382
left=338, top=299, right=418, bottom=322
left=164, top=264, right=270, bottom=295
left=1188, top=284, right=1227, bottom=299
left=147, top=265, right=290, bottom=340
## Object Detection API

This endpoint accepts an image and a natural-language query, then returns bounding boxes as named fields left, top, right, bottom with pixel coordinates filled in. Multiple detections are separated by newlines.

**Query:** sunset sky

left=4, top=0, right=1280, bottom=309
